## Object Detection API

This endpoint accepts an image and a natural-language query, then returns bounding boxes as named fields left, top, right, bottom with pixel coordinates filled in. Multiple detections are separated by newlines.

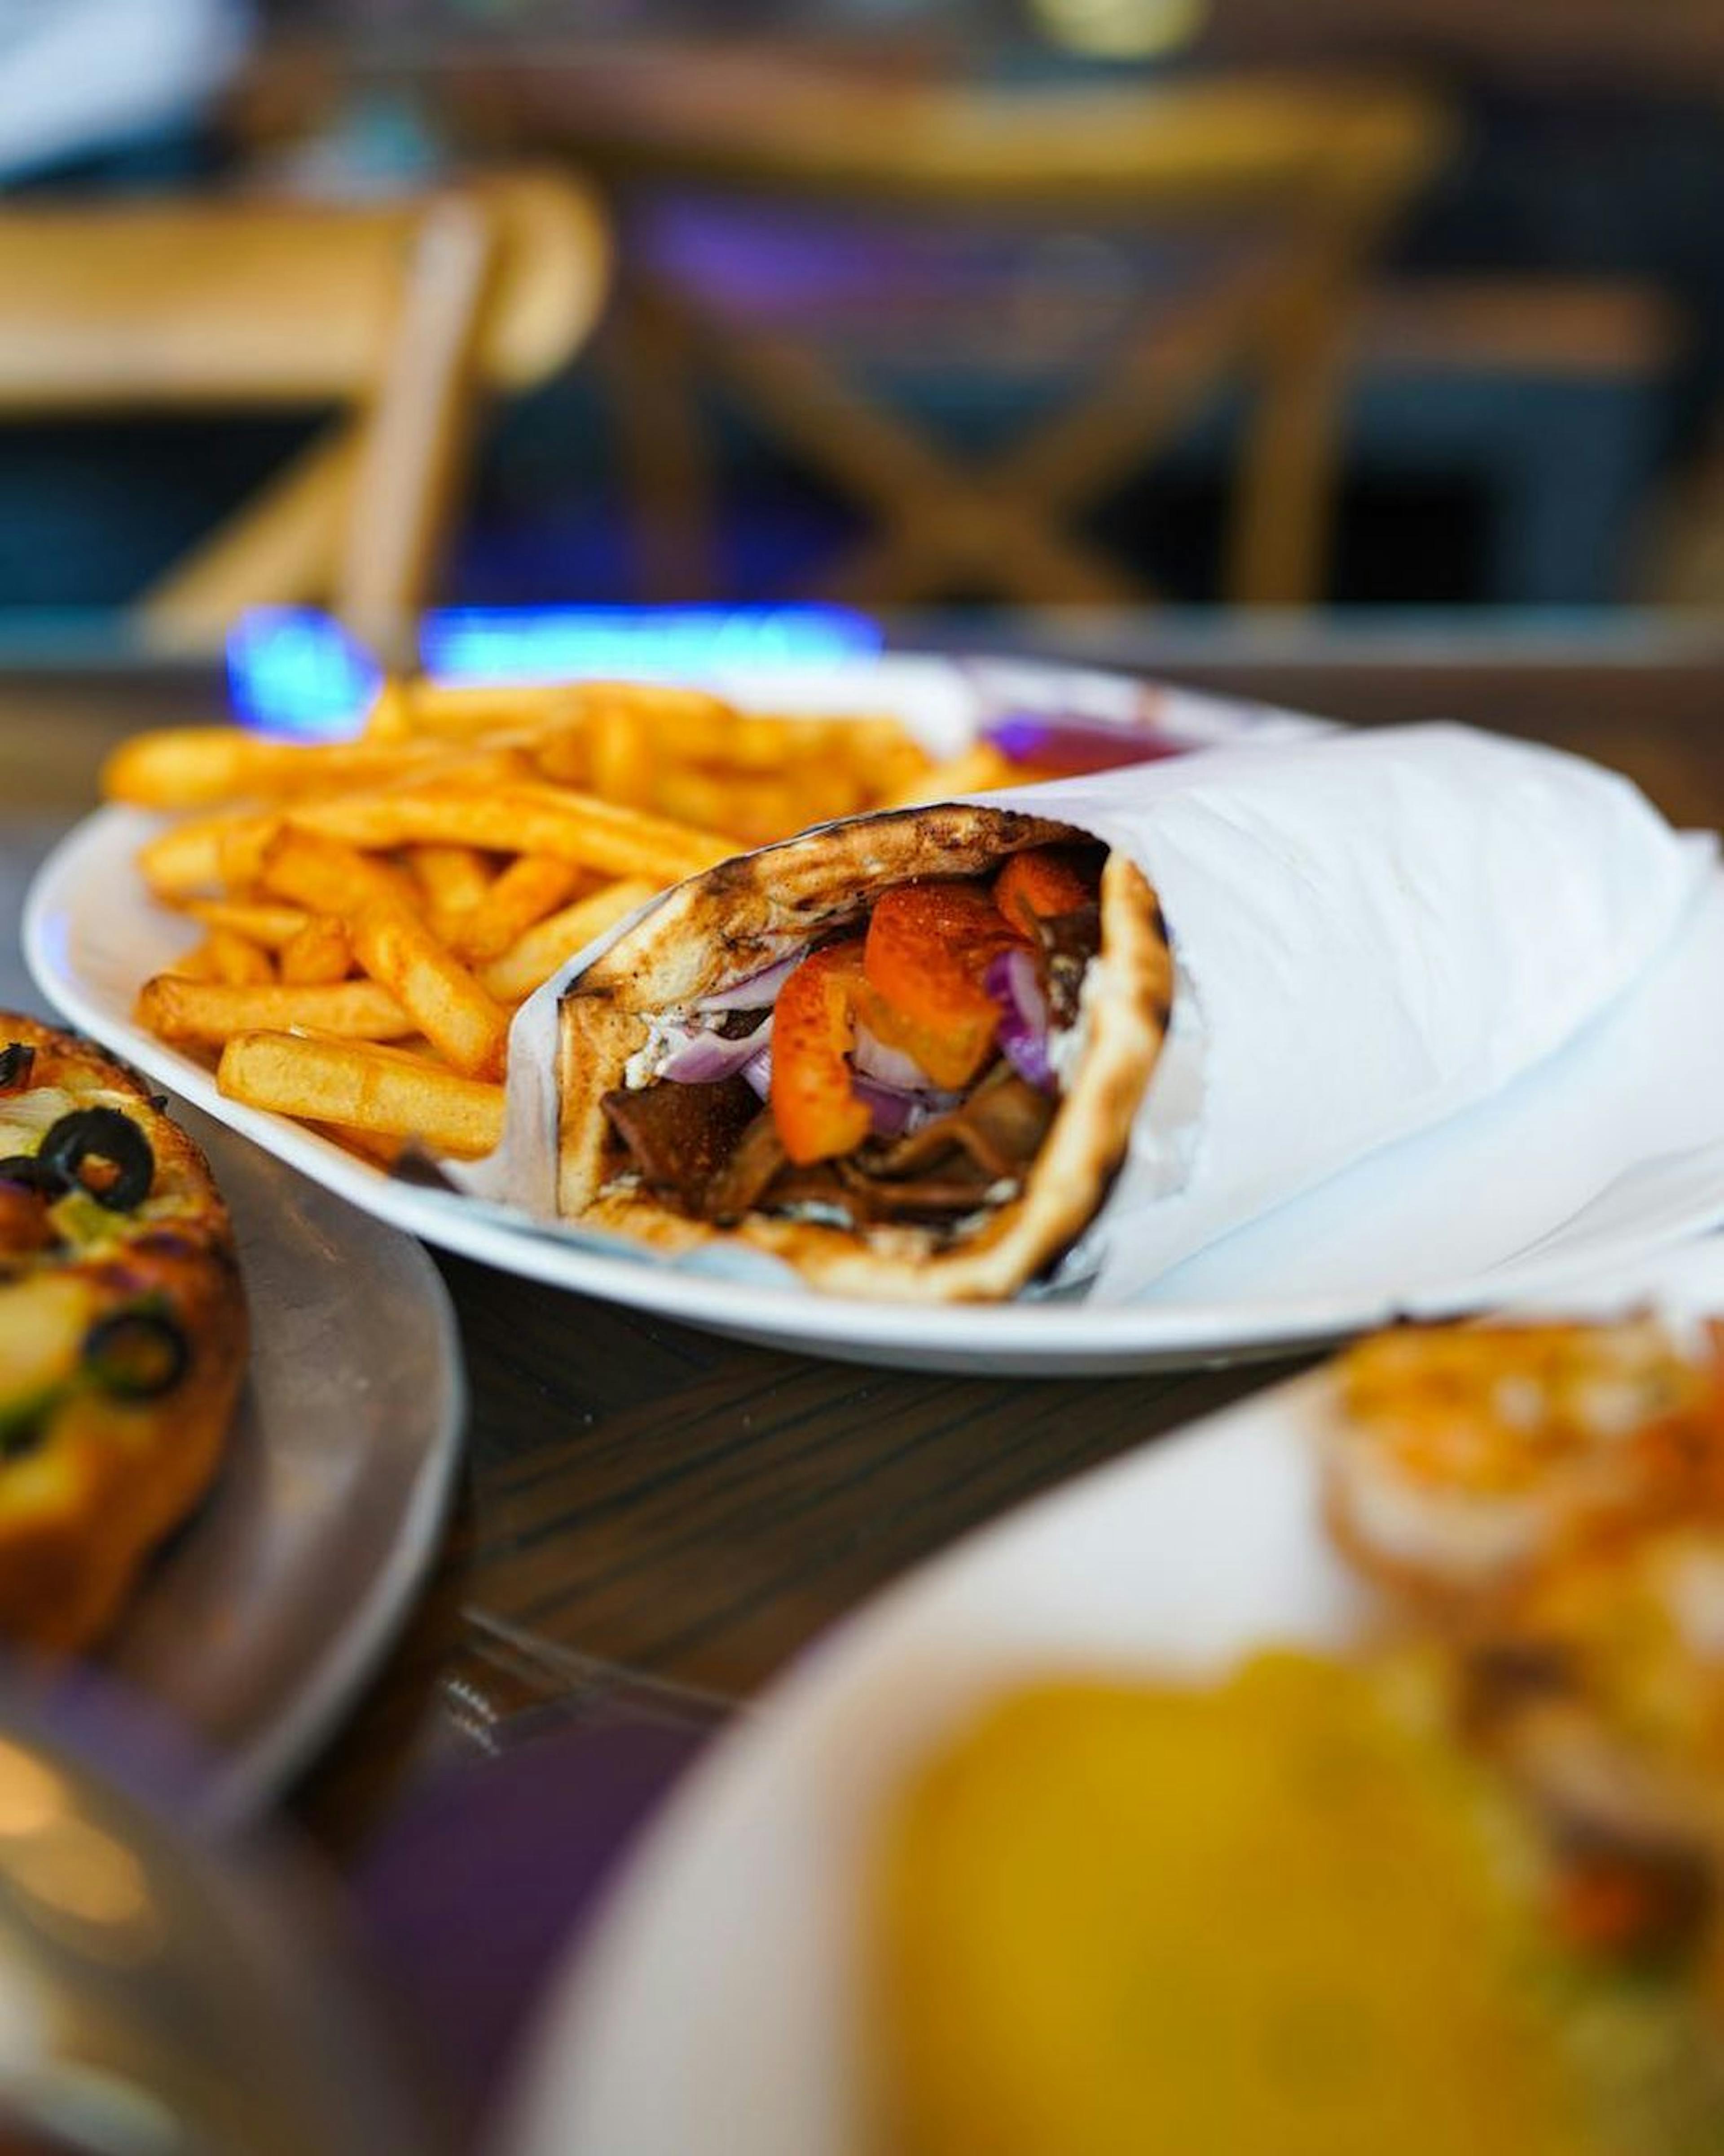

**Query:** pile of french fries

left=107, top=677, right=1019, bottom=1167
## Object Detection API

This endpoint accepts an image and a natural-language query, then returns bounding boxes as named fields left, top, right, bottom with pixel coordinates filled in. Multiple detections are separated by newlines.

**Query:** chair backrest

left=564, top=66, right=1443, bottom=220
left=564, top=67, right=1448, bottom=605
left=0, top=169, right=609, bottom=651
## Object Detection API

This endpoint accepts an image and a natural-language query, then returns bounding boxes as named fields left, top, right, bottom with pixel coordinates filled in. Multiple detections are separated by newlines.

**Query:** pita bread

left=556, top=803, right=1173, bottom=1302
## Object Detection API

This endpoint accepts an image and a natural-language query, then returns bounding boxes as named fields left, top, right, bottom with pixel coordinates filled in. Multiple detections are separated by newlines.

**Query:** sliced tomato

left=993, top=846, right=1098, bottom=939
left=862, top=882, right=1025, bottom=1090
left=770, top=940, right=873, bottom=1166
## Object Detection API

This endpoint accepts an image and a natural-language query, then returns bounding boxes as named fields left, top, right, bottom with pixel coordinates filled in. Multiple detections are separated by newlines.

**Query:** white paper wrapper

left=462, top=722, right=1713, bottom=1301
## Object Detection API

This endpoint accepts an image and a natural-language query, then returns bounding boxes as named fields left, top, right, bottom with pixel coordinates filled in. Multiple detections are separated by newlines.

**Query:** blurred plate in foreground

left=501, top=1239, right=1724, bottom=2155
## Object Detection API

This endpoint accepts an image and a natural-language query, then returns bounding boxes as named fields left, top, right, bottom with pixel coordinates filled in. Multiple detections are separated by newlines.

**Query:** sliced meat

left=616, top=1056, right=1058, bottom=1234
left=738, top=1072, right=1058, bottom=1231
left=705, top=1111, right=789, bottom=1222
left=837, top=1157, right=997, bottom=1219
left=860, top=1071, right=1056, bottom=1186
left=1038, top=904, right=1101, bottom=1029
left=602, top=1076, right=761, bottom=1213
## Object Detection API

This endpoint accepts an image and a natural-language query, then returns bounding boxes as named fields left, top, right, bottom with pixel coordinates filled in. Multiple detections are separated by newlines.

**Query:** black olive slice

left=82, top=1309, right=188, bottom=1401
left=0, top=1155, right=69, bottom=1195
left=38, top=1107, right=154, bottom=1212
left=0, top=1393, right=53, bottom=1459
left=0, top=1044, right=36, bottom=1093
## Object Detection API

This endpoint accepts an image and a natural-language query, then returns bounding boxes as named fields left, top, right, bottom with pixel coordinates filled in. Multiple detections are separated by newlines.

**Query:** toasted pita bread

left=556, top=804, right=1173, bottom=1301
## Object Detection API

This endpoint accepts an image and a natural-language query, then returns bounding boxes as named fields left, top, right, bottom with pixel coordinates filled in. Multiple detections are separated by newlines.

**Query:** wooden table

left=9, top=613, right=1724, bottom=1861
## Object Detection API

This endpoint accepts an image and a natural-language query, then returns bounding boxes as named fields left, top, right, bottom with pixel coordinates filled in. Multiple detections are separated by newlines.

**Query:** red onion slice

left=985, top=947, right=1055, bottom=1093
left=738, top=1044, right=950, bottom=1138
left=851, top=1023, right=934, bottom=1093
left=691, top=954, right=802, bottom=1013
left=658, top=1016, right=774, bottom=1085
left=852, top=1077, right=919, bottom=1137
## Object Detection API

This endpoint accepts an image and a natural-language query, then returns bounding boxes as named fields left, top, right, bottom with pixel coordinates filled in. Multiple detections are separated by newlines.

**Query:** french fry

left=479, top=877, right=658, bottom=1001
left=362, top=678, right=413, bottom=742
left=527, top=723, right=591, bottom=788
left=102, top=726, right=451, bottom=811
left=409, top=844, right=494, bottom=918
left=387, top=746, right=536, bottom=795
left=306, top=1120, right=408, bottom=1169
left=138, top=811, right=277, bottom=899
left=216, top=816, right=281, bottom=891
left=205, top=927, right=274, bottom=986
left=184, top=899, right=311, bottom=949
left=349, top=897, right=511, bottom=1078
left=166, top=935, right=222, bottom=981
left=652, top=765, right=863, bottom=845
left=278, top=916, right=353, bottom=986
left=312, top=1033, right=451, bottom=1069
left=592, top=691, right=901, bottom=777
left=588, top=704, right=656, bottom=808
left=674, top=710, right=839, bottom=773
left=404, top=679, right=582, bottom=738
left=444, top=855, right=585, bottom=965
left=259, top=826, right=419, bottom=917
left=874, top=734, right=941, bottom=798
left=293, top=781, right=734, bottom=884
left=879, top=743, right=1017, bottom=808
left=577, top=683, right=745, bottom=763
left=220, top=1032, right=506, bottom=1159
left=136, top=975, right=413, bottom=1045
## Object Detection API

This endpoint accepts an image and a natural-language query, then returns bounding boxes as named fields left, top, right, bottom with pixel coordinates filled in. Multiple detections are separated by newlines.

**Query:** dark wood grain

left=6, top=622, right=1724, bottom=1852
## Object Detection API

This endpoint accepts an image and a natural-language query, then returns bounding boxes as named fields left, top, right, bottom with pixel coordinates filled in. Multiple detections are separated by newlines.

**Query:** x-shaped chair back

left=585, top=73, right=1448, bottom=605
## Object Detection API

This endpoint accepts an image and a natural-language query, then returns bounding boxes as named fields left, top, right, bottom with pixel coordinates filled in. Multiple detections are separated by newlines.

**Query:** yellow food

left=872, top=1655, right=1630, bottom=2156
left=218, top=1033, right=505, bottom=1159
left=290, top=778, right=736, bottom=885
left=136, top=975, right=413, bottom=1045
left=409, top=842, right=495, bottom=918
left=277, top=915, right=352, bottom=986
left=478, top=878, right=656, bottom=1002
left=348, top=897, right=510, bottom=1080
left=444, top=855, right=585, bottom=965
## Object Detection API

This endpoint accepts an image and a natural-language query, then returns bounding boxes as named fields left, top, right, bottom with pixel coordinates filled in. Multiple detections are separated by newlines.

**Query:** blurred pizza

left=0, top=1016, right=246, bottom=1653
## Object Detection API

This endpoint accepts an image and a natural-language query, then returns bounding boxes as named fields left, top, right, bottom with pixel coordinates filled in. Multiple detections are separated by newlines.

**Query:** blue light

left=226, top=605, right=883, bottom=736
left=420, top=604, right=881, bottom=683
left=226, top=609, right=383, bottom=739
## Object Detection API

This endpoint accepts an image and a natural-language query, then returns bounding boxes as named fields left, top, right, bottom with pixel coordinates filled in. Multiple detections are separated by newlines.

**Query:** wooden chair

left=559, top=68, right=1448, bottom=605
left=0, top=170, right=610, bottom=653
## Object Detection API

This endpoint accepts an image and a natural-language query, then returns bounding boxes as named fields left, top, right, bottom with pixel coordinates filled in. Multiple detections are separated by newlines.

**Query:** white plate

left=24, top=658, right=1724, bottom=1374
left=83, top=1106, right=462, bottom=1824
left=499, top=1240, right=1724, bottom=2156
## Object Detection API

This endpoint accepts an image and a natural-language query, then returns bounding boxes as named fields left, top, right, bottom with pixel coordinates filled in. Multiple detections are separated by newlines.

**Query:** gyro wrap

left=474, top=723, right=1711, bottom=1302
